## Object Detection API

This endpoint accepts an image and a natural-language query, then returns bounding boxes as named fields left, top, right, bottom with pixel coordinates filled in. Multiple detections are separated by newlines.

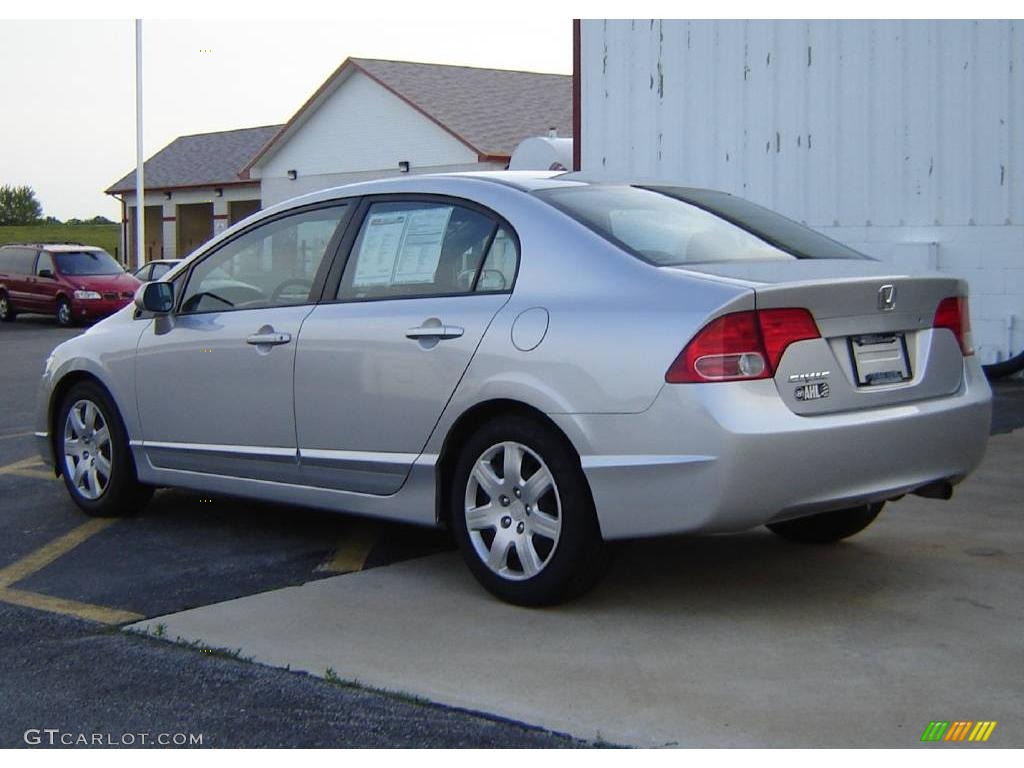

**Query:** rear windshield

left=53, top=250, right=124, bottom=276
left=535, top=185, right=870, bottom=265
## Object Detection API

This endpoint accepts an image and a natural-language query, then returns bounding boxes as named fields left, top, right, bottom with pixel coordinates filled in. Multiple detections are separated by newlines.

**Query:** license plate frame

left=848, top=332, right=912, bottom=386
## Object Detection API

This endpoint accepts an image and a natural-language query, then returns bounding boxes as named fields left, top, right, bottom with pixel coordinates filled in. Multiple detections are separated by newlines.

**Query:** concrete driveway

left=132, top=428, right=1024, bottom=747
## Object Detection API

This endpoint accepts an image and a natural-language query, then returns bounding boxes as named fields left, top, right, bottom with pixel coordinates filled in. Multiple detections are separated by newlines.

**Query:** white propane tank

left=509, top=135, right=574, bottom=171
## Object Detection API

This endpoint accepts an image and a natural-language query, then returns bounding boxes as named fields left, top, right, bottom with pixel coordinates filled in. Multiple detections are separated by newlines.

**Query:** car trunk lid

left=666, top=261, right=969, bottom=415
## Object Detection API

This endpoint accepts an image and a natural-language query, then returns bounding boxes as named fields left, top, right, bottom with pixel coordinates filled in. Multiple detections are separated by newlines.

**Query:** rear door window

left=336, top=201, right=512, bottom=300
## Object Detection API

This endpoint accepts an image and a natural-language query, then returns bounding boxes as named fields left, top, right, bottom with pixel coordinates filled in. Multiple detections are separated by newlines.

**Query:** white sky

left=0, top=17, right=572, bottom=220
left=1, top=2, right=1009, bottom=220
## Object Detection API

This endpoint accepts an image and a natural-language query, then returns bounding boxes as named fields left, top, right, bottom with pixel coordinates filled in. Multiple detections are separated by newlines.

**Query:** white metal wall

left=581, top=20, right=1024, bottom=362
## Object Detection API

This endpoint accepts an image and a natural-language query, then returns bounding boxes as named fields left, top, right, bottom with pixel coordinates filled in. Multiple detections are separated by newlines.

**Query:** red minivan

left=0, top=243, right=141, bottom=326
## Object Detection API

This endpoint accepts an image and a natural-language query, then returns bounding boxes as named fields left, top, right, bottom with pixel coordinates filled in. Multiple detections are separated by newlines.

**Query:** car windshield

left=536, top=185, right=870, bottom=265
left=54, top=250, right=124, bottom=276
left=151, top=263, right=175, bottom=279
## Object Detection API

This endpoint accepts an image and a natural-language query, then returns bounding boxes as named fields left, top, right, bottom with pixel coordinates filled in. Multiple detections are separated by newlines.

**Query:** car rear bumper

left=552, top=359, right=992, bottom=540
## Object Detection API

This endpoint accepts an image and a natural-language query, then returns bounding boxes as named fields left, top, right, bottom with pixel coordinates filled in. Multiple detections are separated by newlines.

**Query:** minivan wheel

left=451, top=415, right=610, bottom=606
left=766, top=502, right=885, bottom=544
left=56, top=297, right=73, bottom=327
left=58, top=381, right=152, bottom=517
left=0, top=291, right=15, bottom=321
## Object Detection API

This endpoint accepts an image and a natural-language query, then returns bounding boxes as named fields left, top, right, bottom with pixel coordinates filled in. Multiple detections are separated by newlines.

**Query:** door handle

left=246, top=331, right=292, bottom=346
left=405, top=324, right=464, bottom=340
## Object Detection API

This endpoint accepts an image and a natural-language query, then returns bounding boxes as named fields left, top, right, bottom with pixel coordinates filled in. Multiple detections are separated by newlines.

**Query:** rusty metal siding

left=580, top=19, right=1022, bottom=229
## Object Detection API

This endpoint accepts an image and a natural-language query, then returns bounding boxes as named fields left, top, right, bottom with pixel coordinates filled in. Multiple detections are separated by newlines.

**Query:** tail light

left=933, top=296, right=973, bottom=356
left=666, top=308, right=820, bottom=383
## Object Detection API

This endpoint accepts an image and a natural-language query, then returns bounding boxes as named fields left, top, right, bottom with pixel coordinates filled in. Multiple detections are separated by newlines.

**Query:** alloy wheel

left=62, top=399, right=113, bottom=500
left=464, top=441, right=562, bottom=581
left=57, top=300, right=71, bottom=326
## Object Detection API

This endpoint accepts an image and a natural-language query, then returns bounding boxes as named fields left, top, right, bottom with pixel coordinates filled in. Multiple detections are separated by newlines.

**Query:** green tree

left=0, top=185, right=43, bottom=225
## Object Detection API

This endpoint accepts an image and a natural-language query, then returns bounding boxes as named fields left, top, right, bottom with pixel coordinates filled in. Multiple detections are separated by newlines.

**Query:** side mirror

left=134, top=281, right=174, bottom=314
left=38, top=269, right=55, bottom=280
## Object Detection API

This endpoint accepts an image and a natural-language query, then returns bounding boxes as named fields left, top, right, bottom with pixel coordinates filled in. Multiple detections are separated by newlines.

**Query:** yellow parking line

left=317, top=521, right=378, bottom=574
left=0, top=455, right=55, bottom=481
left=0, top=518, right=143, bottom=624
left=0, top=430, right=35, bottom=441
left=0, top=587, right=143, bottom=625
left=0, top=519, right=115, bottom=588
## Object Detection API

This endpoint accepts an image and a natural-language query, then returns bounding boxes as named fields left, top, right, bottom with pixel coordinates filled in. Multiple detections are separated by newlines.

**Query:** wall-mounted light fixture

left=398, top=161, right=410, bottom=173
left=287, top=169, right=298, bottom=180
left=164, top=191, right=172, bottom=200
left=215, top=187, right=223, bottom=197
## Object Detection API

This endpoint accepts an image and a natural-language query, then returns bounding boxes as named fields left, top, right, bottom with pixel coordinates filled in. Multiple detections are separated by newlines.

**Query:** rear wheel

left=766, top=502, right=884, bottom=543
left=451, top=415, right=610, bottom=606
left=0, top=291, right=15, bottom=321
left=56, top=297, right=73, bottom=327
left=58, top=381, right=152, bottom=517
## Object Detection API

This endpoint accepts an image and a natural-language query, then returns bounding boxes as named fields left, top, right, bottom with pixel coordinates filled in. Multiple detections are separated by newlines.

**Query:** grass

left=0, top=223, right=120, bottom=259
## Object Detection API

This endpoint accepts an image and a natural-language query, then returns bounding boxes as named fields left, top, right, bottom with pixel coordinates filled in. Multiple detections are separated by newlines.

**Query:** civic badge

left=878, top=284, right=896, bottom=312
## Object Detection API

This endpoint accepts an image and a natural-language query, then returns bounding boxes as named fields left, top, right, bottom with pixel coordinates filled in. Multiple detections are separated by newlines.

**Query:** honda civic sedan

left=35, top=172, right=992, bottom=605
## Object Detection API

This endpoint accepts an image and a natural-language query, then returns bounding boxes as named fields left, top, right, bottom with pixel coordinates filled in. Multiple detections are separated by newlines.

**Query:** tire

left=56, top=297, right=73, bottom=327
left=57, top=381, right=152, bottom=517
left=766, top=502, right=884, bottom=544
left=450, top=414, right=610, bottom=606
left=0, top=291, right=15, bottom=322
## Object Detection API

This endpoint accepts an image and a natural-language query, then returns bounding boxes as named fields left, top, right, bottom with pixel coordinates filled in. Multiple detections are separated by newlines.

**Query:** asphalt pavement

left=1, top=314, right=1021, bottom=748
left=0, top=316, right=582, bottom=748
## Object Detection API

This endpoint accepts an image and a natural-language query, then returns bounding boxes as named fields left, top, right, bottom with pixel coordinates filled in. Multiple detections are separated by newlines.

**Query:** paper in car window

left=352, top=206, right=453, bottom=288
left=353, top=212, right=408, bottom=287
left=392, top=206, right=453, bottom=284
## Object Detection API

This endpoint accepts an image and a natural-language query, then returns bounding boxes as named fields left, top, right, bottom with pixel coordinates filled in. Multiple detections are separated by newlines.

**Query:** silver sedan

left=35, top=172, right=992, bottom=605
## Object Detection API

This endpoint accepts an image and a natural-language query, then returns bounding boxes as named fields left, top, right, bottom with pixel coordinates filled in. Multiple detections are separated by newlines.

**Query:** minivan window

left=53, top=250, right=124, bottom=276
left=0, top=247, right=37, bottom=274
left=36, top=252, right=55, bottom=277
left=536, top=185, right=869, bottom=265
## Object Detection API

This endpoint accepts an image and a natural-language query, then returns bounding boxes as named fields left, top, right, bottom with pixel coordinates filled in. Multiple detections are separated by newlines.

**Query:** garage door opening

left=129, top=205, right=164, bottom=264
left=228, top=199, right=261, bottom=226
left=177, top=203, right=214, bottom=257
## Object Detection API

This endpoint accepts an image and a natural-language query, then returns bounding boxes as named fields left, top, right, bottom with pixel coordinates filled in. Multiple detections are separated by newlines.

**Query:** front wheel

left=451, top=415, right=610, bottom=606
left=56, top=297, right=73, bottom=327
left=0, top=291, right=15, bottom=321
left=766, top=502, right=884, bottom=544
left=58, top=381, right=152, bottom=517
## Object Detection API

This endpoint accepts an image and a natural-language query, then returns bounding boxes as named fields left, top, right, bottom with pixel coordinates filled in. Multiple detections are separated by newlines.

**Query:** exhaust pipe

left=912, top=480, right=954, bottom=500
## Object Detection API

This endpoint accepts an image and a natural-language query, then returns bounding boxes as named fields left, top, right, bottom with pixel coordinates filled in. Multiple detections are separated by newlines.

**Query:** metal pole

left=134, top=19, right=144, bottom=270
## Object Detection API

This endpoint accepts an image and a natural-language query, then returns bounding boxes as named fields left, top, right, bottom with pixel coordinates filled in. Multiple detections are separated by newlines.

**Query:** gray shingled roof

left=106, top=124, right=283, bottom=194
left=352, top=58, right=572, bottom=158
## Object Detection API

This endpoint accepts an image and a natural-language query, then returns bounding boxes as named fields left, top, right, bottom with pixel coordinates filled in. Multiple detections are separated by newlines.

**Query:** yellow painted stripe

left=968, top=722, right=984, bottom=741
left=0, top=456, right=44, bottom=473
left=0, top=430, right=35, bottom=441
left=0, top=587, right=142, bottom=625
left=0, top=455, right=54, bottom=480
left=980, top=721, right=997, bottom=742
left=317, top=522, right=378, bottom=574
left=0, top=518, right=115, bottom=588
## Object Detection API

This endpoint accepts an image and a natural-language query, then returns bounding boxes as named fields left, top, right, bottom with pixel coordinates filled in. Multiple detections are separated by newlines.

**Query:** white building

left=248, top=57, right=572, bottom=207
left=108, top=57, right=572, bottom=264
left=576, top=20, right=1024, bottom=363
